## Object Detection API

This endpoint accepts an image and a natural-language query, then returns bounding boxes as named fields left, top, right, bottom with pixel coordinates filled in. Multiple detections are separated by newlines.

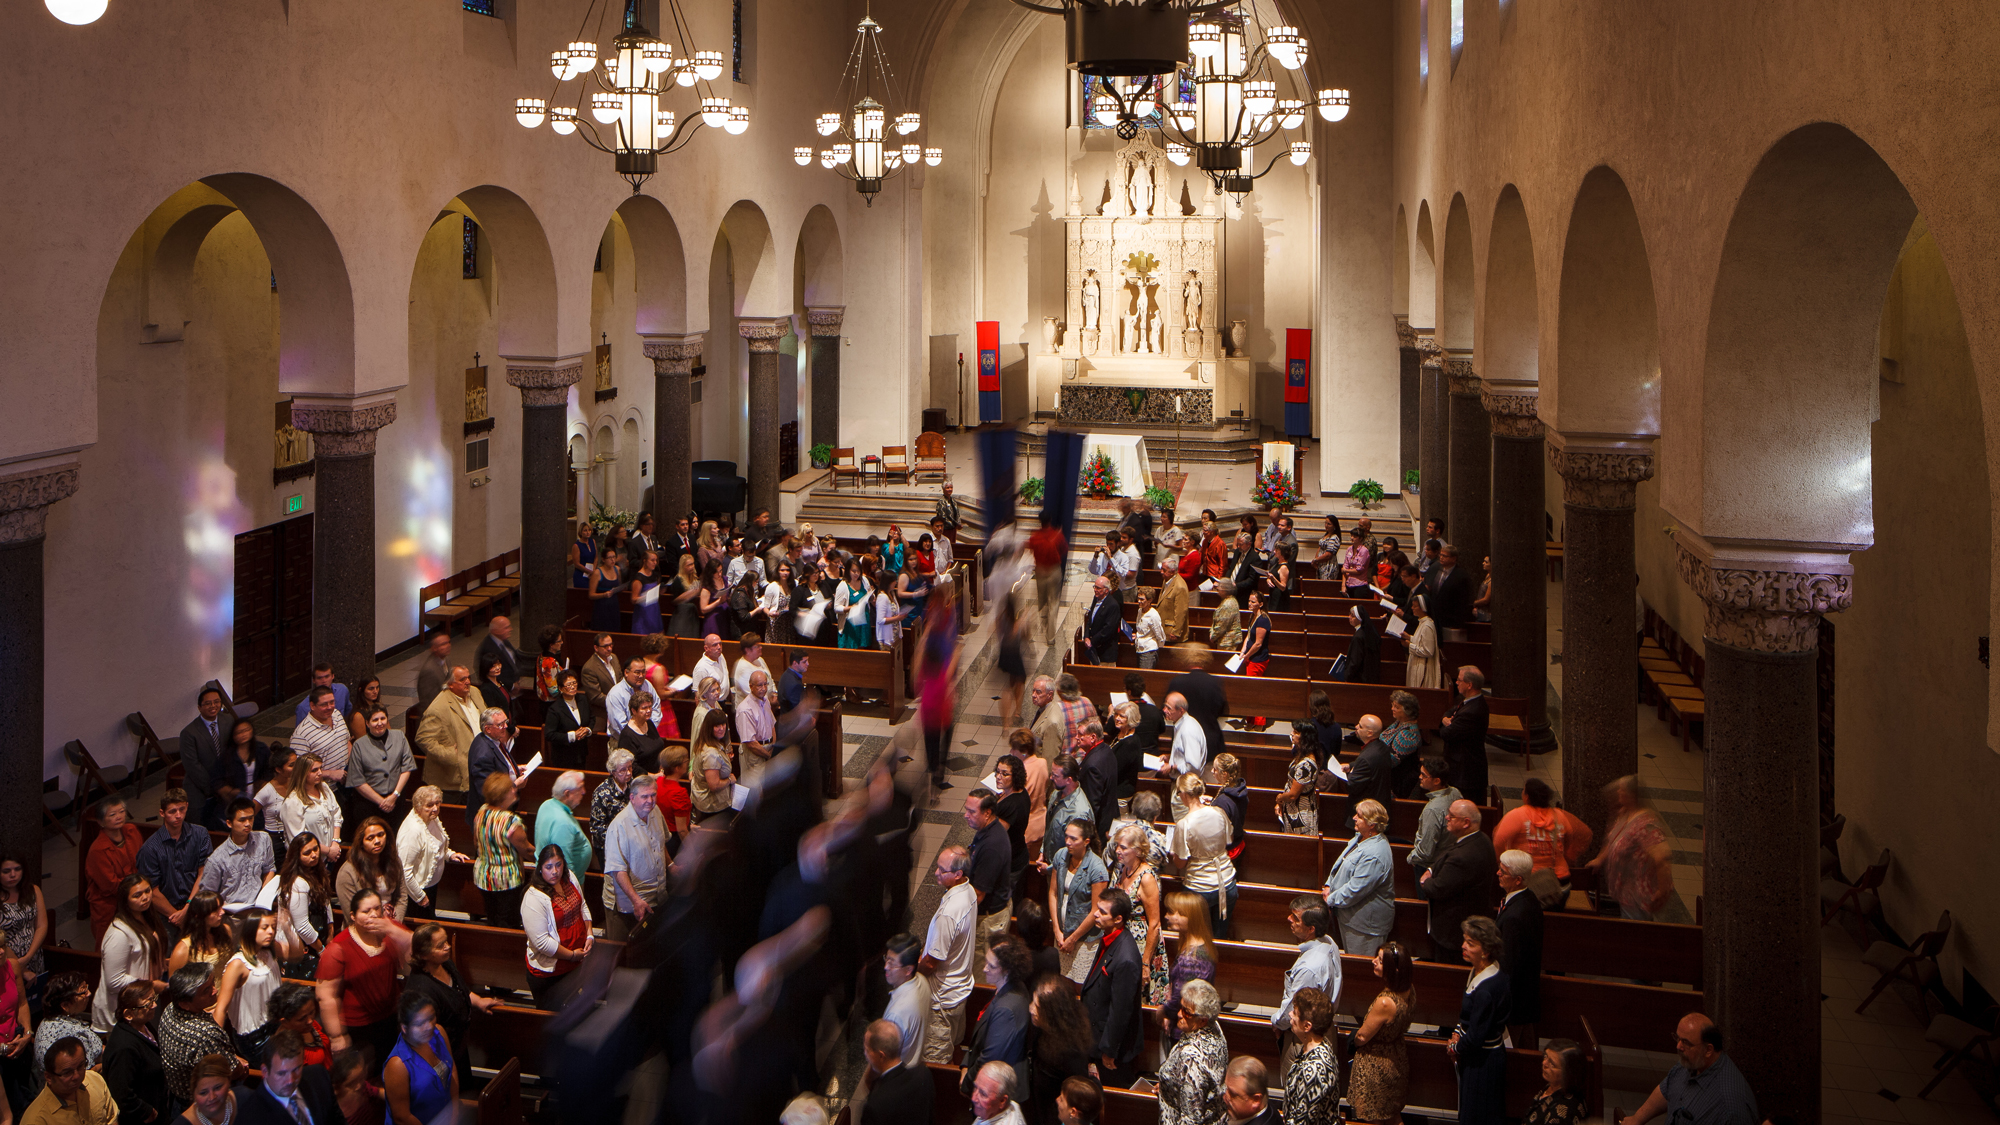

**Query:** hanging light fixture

left=1012, top=0, right=1233, bottom=139
left=807, top=8, right=939, bottom=205
left=512, top=0, right=743, bottom=193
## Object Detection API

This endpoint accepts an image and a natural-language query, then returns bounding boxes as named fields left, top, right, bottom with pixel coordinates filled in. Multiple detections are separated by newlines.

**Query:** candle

left=1174, top=394, right=1183, bottom=411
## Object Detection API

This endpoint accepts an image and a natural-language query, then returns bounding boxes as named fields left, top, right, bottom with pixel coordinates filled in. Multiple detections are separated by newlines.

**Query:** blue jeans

left=1196, top=882, right=1240, bottom=939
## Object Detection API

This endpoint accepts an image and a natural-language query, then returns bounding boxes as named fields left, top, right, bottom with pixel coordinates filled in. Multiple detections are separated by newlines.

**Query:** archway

left=795, top=204, right=846, bottom=452
left=712, top=201, right=788, bottom=518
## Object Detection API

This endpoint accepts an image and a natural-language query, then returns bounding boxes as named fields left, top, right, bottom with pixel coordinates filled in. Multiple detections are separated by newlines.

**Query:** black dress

left=1111, top=734, right=1146, bottom=801
left=1345, top=618, right=1382, bottom=683
left=617, top=721, right=669, bottom=776
left=1456, top=968, right=1511, bottom=1125
left=403, top=962, right=477, bottom=1087
left=1022, top=1033, right=1090, bottom=1125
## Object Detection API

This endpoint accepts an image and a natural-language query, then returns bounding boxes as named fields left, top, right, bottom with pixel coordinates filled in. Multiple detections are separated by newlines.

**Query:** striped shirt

left=290, top=712, right=352, bottom=775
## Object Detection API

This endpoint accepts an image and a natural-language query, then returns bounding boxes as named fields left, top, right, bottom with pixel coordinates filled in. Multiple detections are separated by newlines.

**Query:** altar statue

left=1129, top=162, right=1155, bottom=217
left=1081, top=271, right=1101, bottom=331
left=1182, top=271, right=1202, bottom=330
left=1149, top=310, right=1164, bottom=355
left=1123, top=307, right=1143, bottom=354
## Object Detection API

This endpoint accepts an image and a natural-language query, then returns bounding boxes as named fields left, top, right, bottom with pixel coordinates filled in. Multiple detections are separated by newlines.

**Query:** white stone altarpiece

left=1032, top=134, right=1250, bottom=426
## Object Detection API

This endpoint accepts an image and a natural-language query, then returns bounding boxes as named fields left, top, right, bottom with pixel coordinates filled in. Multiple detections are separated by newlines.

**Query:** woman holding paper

left=1403, top=596, right=1442, bottom=689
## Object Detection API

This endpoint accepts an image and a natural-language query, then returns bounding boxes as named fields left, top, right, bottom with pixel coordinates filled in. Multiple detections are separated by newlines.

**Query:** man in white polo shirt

left=918, top=845, right=977, bottom=1064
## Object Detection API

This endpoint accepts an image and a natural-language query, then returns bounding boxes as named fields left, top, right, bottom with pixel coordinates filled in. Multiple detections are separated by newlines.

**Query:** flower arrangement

left=1019, top=477, right=1046, bottom=503
left=1251, top=464, right=1302, bottom=511
left=1350, top=478, right=1386, bottom=510
left=588, top=498, right=637, bottom=534
left=1080, top=451, right=1121, bottom=499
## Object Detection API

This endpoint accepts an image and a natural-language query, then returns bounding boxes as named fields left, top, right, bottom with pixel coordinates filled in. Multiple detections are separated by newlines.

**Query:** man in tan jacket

left=416, top=665, right=479, bottom=804
left=1158, top=559, right=1191, bottom=645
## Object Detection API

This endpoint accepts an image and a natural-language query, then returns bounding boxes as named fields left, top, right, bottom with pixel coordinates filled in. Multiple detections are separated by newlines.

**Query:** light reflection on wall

left=183, top=454, right=249, bottom=675
left=395, top=442, right=453, bottom=585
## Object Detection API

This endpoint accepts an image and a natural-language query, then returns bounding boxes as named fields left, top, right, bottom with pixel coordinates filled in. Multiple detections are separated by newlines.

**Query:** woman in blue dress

left=587, top=552, right=623, bottom=632
left=384, top=991, right=456, bottom=1125
left=1451, top=916, right=1512, bottom=1125
left=569, top=523, right=597, bottom=588
left=627, top=550, right=665, bottom=635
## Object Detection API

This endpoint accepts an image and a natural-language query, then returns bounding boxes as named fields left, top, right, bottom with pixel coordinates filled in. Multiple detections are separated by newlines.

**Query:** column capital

left=738, top=317, right=789, bottom=353
left=1417, top=334, right=1443, bottom=368
left=1548, top=433, right=1655, bottom=511
left=1480, top=383, right=1543, bottom=438
left=1673, top=529, right=1853, bottom=654
left=641, top=333, right=705, bottom=374
left=0, top=461, right=79, bottom=546
left=291, top=392, right=399, bottom=458
left=1395, top=317, right=1417, bottom=349
left=806, top=307, right=846, bottom=337
left=1443, top=350, right=1479, bottom=395
left=503, top=353, right=587, bottom=408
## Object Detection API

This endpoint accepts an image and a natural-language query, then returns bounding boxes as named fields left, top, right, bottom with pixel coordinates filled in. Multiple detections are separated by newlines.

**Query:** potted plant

left=1250, top=464, right=1302, bottom=512
left=1350, top=478, right=1386, bottom=510
left=1403, top=468, right=1420, bottom=494
left=1019, top=477, right=1046, bottom=504
left=1142, top=484, right=1176, bottom=524
left=808, top=442, right=833, bottom=469
left=1080, top=451, right=1120, bottom=499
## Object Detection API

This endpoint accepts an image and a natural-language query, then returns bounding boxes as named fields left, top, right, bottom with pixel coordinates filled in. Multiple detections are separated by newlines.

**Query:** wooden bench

left=558, top=630, right=905, bottom=715
left=1132, top=776, right=1499, bottom=841
left=421, top=551, right=523, bottom=636
left=1062, top=665, right=1467, bottom=730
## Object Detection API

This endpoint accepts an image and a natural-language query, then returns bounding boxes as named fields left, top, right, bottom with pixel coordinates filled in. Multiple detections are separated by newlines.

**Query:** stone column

left=641, top=333, right=703, bottom=519
left=1548, top=436, right=1654, bottom=833
left=292, top=397, right=397, bottom=679
left=1396, top=319, right=1419, bottom=489
left=1417, top=334, right=1448, bottom=532
left=1675, top=533, right=1850, bottom=1125
left=1445, top=352, right=1490, bottom=566
left=740, top=318, right=788, bottom=519
left=0, top=461, right=77, bottom=867
left=506, top=355, right=584, bottom=643
left=807, top=307, right=845, bottom=453
left=1481, top=386, right=1554, bottom=751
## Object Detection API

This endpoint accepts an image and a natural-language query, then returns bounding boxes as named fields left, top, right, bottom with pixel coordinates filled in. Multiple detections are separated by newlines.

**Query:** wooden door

left=232, top=513, right=314, bottom=711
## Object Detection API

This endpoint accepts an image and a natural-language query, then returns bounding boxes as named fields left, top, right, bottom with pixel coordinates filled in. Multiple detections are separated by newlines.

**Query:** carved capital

left=505, top=356, right=586, bottom=409
left=1673, top=532, right=1852, bottom=654
left=642, top=334, right=705, bottom=376
left=291, top=401, right=398, bottom=458
left=1417, top=335, right=1443, bottom=369
left=1444, top=356, right=1480, bottom=395
left=1394, top=318, right=1418, bottom=350
left=1481, top=386, right=1543, bottom=438
left=739, top=318, right=788, bottom=353
left=1549, top=444, right=1654, bottom=511
left=806, top=307, right=846, bottom=337
left=0, top=463, right=79, bottom=545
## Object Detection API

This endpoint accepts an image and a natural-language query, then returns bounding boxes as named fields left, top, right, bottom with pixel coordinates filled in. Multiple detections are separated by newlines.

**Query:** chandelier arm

left=1006, top=0, right=1069, bottom=13
left=652, top=118, right=708, bottom=156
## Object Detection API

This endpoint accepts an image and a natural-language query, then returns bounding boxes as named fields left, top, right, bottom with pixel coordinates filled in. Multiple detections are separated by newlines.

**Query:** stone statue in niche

left=1123, top=292, right=1143, bottom=355
left=1081, top=270, right=1101, bottom=331
left=1182, top=271, right=1202, bottom=331
left=1149, top=309, right=1163, bottom=354
left=1128, top=160, right=1155, bottom=217
left=275, top=423, right=309, bottom=467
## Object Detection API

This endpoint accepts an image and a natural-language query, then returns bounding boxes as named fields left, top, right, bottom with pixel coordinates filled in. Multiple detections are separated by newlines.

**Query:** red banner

left=976, top=321, right=1000, bottom=392
left=1284, top=328, right=1311, bottom=437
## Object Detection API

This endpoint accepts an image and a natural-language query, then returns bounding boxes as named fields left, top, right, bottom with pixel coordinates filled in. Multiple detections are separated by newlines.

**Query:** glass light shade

left=602, top=55, right=623, bottom=86
left=643, top=42, right=673, bottom=73
left=924, top=147, right=943, bottom=167
left=894, top=112, right=921, bottom=135
left=854, top=106, right=885, bottom=139
left=815, top=113, right=840, bottom=137
left=1289, top=140, right=1312, bottom=166
left=1134, top=91, right=1159, bottom=118
left=675, top=66, right=698, bottom=87
left=1092, top=96, right=1120, bottom=127
left=550, top=50, right=571, bottom=80
left=566, top=41, right=597, bottom=73
left=44, top=0, right=108, bottom=24
left=820, top=151, right=838, bottom=169
left=1316, top=88, right=1351, bottom=122
left=701, top=97, right=729, bottom=127
left=591, top=93, right=622, bottom=124
left=901, top=143, right=921, bottom=163
left=1188, top=22, right=1223, bottom=59
left=551, top=107, right=579, bottom=135
left=885, top=151, right=903, bottom=171
left=1267, top=27, right=1302, bottom=69
left=1293, top=38, right=1310, bottom=68
left=694, top=50, right=725, bottom=79
left=515, top=98, right=546, bottom=128
left=657, top=109, right=676, bottom=134
left=1173, top=101, right=1196, bottom=130
left=854, top=139, right=880, bottom=176
left=1244, top=80, right=1277, bottom=116
left=725, top=106, right=750, bottom=134
left=1166, top=143, right=1191, bottom=166
left=794, top=147, right=813, bottom=166
left=1278, top=99, right=1306, bottom=129
left=833, top=144, right=852, bottom=164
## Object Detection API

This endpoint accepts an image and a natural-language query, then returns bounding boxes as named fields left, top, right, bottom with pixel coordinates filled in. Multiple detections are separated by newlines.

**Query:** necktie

left=207, top=720, right=218, bottom=743
left=286, top=1094, right=310, bottom=1125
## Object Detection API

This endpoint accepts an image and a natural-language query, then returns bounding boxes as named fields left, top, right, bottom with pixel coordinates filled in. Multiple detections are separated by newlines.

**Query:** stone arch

left=453, top=185, right=560, bottom=358
left=615, top=195, right=689, bottom=336
left=795, top=204, right=844, bottom=309
left=1481, top=186, right=1539, bottom=390
left=717, top=200, right=786, bottom=317
left=1694, top=124, right=1924, bottom=547
left=1438, top=193, right=1475, bottom=350
left=196, top=173, right=357, bottom=395
left=1411, top=200, right=1438, bottom=331
left=1551, top=166, right=1659, bottom=436
left=1392, top=205, right=1411, bottom=320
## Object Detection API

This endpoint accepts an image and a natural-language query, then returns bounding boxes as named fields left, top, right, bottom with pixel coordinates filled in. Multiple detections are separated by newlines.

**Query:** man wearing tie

left=234, top=1031, right=340, bottom=1125
left=178, top=686, right=232, bottom=821
left=629, top=511, right=659, bottom=566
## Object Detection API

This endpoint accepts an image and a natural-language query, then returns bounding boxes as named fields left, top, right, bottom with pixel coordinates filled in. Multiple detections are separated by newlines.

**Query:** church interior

left=2, top=1, right=1997, bottom=1123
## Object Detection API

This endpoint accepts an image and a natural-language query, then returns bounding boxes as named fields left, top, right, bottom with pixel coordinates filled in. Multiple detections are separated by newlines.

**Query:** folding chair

left=62, top=740, right=131, bottom=833
left=1920, top=1003, right=1998, bottom=1099
left=1820, top=846, right=1890, bottom=930
left=1856, top=909, right=1952, bottom=1019
left=126, top=712, right=175, bottom=788
left=1820, top=813, right=1847, bottom=879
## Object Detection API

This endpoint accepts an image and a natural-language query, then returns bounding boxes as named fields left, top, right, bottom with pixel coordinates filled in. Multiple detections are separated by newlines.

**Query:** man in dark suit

left=235, top=1031, right=340, bottom=1125
left=776, top=649, right=811, bottom=715
left=177, top=685, right=232, bottom=820
left=1428, top=544, right=1475, bottom=629
left=414, top=631, right=454, bottom=710
left=1414, top=798, right=1500, bottom=964
left=628, top=512, right=659, bottom=568
left=1497, top=849, right=1545, bottom=1046
left=1083, top=576, right=1123, bottom=665
left=1124, top=672, right=1165, bottom=751
left=477, top=615, right=532, bottom=686
left=1164, top=648, right=1229, bottom=762
left=1079, top=887, right=1144, bottom=1088
left=662, top=515, right=696, bottom=576
left=1439, top=665, right=1492, bottom=801
left=1079, top=727, right=1120, bottom=846
left=465, top=708, right=519, bottom=824
left=1221, top=1057, right=1285, bottom=1125
left=1344, top=714, right=1395, bottom=820
left=857, top=1019, right=932, bottom=1125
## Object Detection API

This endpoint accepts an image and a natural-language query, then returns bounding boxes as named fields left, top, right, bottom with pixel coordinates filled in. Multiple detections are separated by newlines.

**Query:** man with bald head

left=857, top=1018, right=933, bottom=1125
left=1345, top=714, right=1394, bottom=820
left=1627, top=1013, right=1759, bottom=1125
left=1413, top=797, right=1499, bottom=964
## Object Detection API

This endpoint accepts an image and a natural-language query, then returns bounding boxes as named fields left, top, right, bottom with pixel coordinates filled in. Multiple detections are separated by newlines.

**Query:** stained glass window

left=732, top=0, right=743, bottom=82
left=462, top=0, right=496, bottom=16
left=1450, top=0, right=1465, bottom=65
left=1419, top=0, right=1430, bottom=85
left=462, top=218, right=480, bottom=280
left=1078, top=73, right=1196, bottom=130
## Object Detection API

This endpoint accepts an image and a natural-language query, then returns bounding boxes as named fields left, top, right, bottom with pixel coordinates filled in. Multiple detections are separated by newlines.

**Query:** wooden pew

left=1133, top=776, right=1500, bottom=841
left=1062, top=664, right=1472, bottom=732
left=557, top=630, right=905, bottom=714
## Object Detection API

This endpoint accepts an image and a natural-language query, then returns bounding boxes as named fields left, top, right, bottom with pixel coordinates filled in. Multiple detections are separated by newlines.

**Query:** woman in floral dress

left=1275, top=723, right=1321, bottom=836
left=1348, top=942, right=1417, bottom=1124
left=1109, top=825, right=1170, bottom=1007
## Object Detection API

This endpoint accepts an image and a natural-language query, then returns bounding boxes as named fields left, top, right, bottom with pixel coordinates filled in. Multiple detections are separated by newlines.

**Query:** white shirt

left=732, top=655, right=771, bottom=705
left=925, top=881, right=979, bottom=1008
left=883, top=974, right=933, bottom=1068
left=690, top=655, right=731, bottom=699
left=975, top=1103, right=1026, bottom=1125
left=1135, top=608, right=1166, bottom=653
left=398, top=812, right=451, bottom=899
left=522, top=874, right=593, bottom=974
left=605, top=678, right=662, bottom=733
left=1110, top=545, right=1141, bottom=590
left=725, top=555, right=765, bottom=589
left=92, top=920, right=154, bottom=1032
left=1172, top=803, right=1235, bottom=893
left=280, top=785, right=342, bottom=851
left=1168, top=713, right=1208, bottom=777
left=933, top=537, right=955, bottom=581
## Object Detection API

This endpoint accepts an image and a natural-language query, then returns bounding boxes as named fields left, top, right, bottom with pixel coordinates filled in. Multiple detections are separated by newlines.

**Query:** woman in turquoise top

left=883, top=524, right=906, bottom=576
left=384, top=991, right=456, bottom=1125
left=835, top=560, right=873, bottom=649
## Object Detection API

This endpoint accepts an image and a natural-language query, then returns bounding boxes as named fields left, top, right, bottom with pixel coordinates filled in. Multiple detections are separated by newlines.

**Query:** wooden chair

left=62, top=740, right=130, bottom=832
left=1820, top=813, right=1847, bottom=879
left=124, top=713, right=175, bottom=789
left=1856, top=909, right=1952, bottom=1018
left=879, top=444, right=911, bottom=485
left=1920, top=1003, right=1998, bottom=1099
left=1821, top=846, right=1890, bottom=930
left=911, top=431, right=948, bottom=482
left=830, top=447, right=860, bottom=491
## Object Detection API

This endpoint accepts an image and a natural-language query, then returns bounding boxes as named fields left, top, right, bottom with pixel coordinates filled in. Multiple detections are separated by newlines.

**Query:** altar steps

left=794, top=487, right=988, bottom=541
left=1018, top=420, right=1271, bottom=465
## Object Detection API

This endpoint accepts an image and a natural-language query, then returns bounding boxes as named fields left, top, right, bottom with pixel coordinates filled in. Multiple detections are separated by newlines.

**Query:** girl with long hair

left=344, top=677, right=383, bottom=741
left=280, top=755, right=343, bottom=869
left=1158, top=890, right=1217, bottom=1043
left=521, top=845, right=593, bottom=1009
left=167, top=891, right=229, bottom=973
left=90, top=873, right=165, bottom=1034
left=276, top=833, right=333, bottom=975
left=696, top=558, right=730, bottom=638
left=1024, top=975, right=1095, bottom=1125
left=213, top=907, right=299, bottom=1055
left=667, top=553, right=704, bottom=637
left=336, top=816, right=409, bottom=921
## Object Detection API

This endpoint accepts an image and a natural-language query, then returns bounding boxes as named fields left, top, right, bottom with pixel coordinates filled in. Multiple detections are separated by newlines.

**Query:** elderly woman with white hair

left=533, top=770, right=593, bottom=883
left=590, top=748, right=637, bottom=853
left=1157, top=978, right=1228, bottom=1125
left=1321, top=798, right=1397, bottom=955
left=396, top=785, right=469, bottom=920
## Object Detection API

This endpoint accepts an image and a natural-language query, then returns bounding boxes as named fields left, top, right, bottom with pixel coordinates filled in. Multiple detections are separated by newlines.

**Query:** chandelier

left=796, top=9, right=939, bottom=206
left=512, top=0, right=743, bottom=193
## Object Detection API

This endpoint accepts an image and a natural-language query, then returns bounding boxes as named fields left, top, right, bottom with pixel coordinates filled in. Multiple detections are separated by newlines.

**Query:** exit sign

left=285, top=495, right=304, bottom=514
